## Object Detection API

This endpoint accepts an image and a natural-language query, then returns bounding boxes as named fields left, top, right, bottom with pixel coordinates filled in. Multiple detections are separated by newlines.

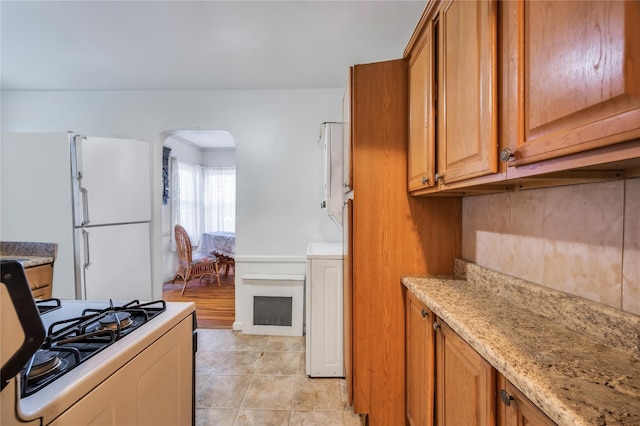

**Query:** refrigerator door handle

left=72, top=134, right=91, bottom=226
left=82, top=229, right=91, bottom=268
left=80, top=186, right=90, bottom=226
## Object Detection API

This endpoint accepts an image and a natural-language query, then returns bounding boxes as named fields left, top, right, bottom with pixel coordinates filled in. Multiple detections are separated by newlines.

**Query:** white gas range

left=1, top=260, right=197, bottom=425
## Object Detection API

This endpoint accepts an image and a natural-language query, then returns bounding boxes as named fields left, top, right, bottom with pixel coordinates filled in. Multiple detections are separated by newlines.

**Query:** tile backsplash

left=462, top=177, right=639, bottom=315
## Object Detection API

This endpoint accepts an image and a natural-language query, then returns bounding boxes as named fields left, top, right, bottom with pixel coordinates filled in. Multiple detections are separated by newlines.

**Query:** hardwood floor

left=162, top=271, right=235, bottom=329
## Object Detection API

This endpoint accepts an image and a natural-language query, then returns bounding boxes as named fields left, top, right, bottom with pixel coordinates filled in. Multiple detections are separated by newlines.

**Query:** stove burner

left=98, top=312, right=132, bottom=331
left=28, top=350, right=63, bottom=380
left=35, top=298, right=62, bottom=315
left=20, top=299, right=167, bottom=398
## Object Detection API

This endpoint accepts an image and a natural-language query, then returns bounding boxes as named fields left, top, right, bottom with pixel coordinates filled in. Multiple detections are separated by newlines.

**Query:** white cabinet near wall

left=305, top=242, right=344, bottom=377
left=320, top=122, right=344, bottom=226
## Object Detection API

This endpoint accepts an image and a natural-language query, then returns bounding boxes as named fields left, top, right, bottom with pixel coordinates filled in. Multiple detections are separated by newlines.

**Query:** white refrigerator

left=0, top=132, right=152, bottom=301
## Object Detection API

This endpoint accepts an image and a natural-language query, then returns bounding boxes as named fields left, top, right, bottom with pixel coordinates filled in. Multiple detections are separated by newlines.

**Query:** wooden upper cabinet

left=508, top=0, right=640, bottom=166
left=408, top=18, right=436, bottom=192
left=437, top=0, right=498, bottom=185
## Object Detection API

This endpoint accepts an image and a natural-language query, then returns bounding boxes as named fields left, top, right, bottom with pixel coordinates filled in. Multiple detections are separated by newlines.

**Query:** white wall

left=1, top=89, right=345, bottom=329
left=202, top=148, right=236, bottom=168
left=164, top=134, right=203, bottom=165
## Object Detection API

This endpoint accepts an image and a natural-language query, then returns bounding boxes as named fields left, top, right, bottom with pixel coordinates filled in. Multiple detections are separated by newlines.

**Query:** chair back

left=174, top=224, right=193, bottom=264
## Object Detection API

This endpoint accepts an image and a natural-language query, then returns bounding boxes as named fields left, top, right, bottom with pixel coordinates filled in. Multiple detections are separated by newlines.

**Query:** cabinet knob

left=433, top=321, right=440, bottom=331
left=421, top=176, right=429, bottom=185
left=500, top=148, right=515, bottom=163
left=421, top=309, right=428, bottom=318
left=435, top=173, right=444, bottom=183
left=500, top=389, right=514, bottom=407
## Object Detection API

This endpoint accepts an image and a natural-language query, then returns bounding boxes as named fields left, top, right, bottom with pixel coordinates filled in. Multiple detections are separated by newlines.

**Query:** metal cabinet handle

left=500, top=389, right=514, bottom=406
left=421, top=309, right=428, bottom=318
left=421, top=176, right=429, bottom=185
left=433, top=321, right=440, bottom=331
left=500, top=148, right=515, bottom=163
left=435, top=173, right=444, bottom=183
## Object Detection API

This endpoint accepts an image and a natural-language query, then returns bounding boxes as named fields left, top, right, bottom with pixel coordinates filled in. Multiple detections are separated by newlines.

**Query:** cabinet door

left=307, top=258, right=344, bottom=377
left=408, top=20, right=436, bottom=192
left=497, top=374, right=556, bottom=426
left=50, top=317, right=193, bottom=426
left=25, top=264, right=53, bottom=299
left=507, top=1, right=640, bottom=166
left=436, top=319, right=495, bottom=426
left=405, top=291, right=435, bottom=426
left=437, top=0, right=498, bottom=185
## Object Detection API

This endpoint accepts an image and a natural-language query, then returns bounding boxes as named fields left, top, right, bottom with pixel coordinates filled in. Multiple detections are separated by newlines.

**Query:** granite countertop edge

left=1, top=241, right=58, bottom=268
left=0, top=256, right=55, bottom=268
left=402, top=264, right=640, bottom=426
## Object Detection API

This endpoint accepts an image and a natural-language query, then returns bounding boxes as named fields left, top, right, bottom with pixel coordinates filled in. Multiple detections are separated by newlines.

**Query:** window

left=171, top=158, right=235, bottom=247
left=203, top=167, right=236, bottom=233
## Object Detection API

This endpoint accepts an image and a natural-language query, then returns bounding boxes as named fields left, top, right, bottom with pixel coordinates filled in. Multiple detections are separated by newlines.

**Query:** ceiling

left=2, top=1, right=425, bottom=149
left=1, top=0, right=426, bottom=92
left=167, top=129, right=237, bottom=149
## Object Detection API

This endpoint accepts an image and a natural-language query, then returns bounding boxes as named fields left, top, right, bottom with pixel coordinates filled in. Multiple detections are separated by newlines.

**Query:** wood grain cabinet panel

left=436, top=318, right=495, bottom=426
left=405, top=290, right=435, bottom=426
left=404, top=295, right=557, bottom=426
left=508, top=0, right=640, bottom=166
left=437, top=0, right=498, bottom=185
left=343, top=60, right=461, bottom=426
left=406, top=0, right=639, bottom=195
left=25, top=263, right=53, bottom=299
left=497, top=374, right=556, bottom=426
left=408, top=18, right=436, bottom=192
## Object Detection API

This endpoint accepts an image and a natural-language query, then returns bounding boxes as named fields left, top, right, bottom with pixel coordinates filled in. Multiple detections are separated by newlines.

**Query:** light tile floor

left=195, top=329, right=362, bottom=426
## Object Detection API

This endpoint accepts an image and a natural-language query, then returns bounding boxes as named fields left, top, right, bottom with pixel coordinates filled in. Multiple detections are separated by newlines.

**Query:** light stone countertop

left=402, top=260, right=640, bottom=426
left=0, top=255, right=55, bottom=268
left=0, top=241, right=57, bottom=268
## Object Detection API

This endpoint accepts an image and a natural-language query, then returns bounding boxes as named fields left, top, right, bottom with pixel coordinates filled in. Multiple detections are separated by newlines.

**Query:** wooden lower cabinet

left=404, top=303, right=558, bottom=426
left=405, top=290, right=435, bottom=426
left=436, top=318, right=495, bottom=426
left=25, top=263, right=53, bottom=299
left=497, top=374, right=555, bottom=426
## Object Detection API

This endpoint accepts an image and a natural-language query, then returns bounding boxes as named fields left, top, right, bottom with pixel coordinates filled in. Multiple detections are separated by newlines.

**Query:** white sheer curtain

left=170, top=158, right=203, bottom=248
left=203, top=167, right=236, bottom=232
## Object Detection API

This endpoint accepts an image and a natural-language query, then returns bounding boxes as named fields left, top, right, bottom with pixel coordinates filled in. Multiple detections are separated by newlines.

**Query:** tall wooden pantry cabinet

left=342, top=59, right=461, bottom=426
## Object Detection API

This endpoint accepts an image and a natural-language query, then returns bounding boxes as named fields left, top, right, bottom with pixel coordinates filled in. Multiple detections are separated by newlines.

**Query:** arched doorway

left=160, top=130, right=237, bottom=329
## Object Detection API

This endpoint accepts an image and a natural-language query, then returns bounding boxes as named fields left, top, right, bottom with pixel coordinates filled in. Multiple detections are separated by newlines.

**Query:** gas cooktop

left=21, top=299, right=166, bottom=397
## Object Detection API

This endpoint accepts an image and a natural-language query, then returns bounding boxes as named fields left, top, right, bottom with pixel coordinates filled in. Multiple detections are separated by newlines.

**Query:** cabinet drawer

left=31, top=286, right=52, bottom=300
left=25, top=264, right=53, bottom=291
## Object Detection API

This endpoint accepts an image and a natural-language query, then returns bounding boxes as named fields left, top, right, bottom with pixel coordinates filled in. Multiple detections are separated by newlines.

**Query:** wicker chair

left=172, top=224, right=221, bottom=295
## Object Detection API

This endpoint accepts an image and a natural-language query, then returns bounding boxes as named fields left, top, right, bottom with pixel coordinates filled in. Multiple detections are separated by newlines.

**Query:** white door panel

left=75, top=136, right=150, bottom=226
left=76, top=223, right=152, bottom=301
